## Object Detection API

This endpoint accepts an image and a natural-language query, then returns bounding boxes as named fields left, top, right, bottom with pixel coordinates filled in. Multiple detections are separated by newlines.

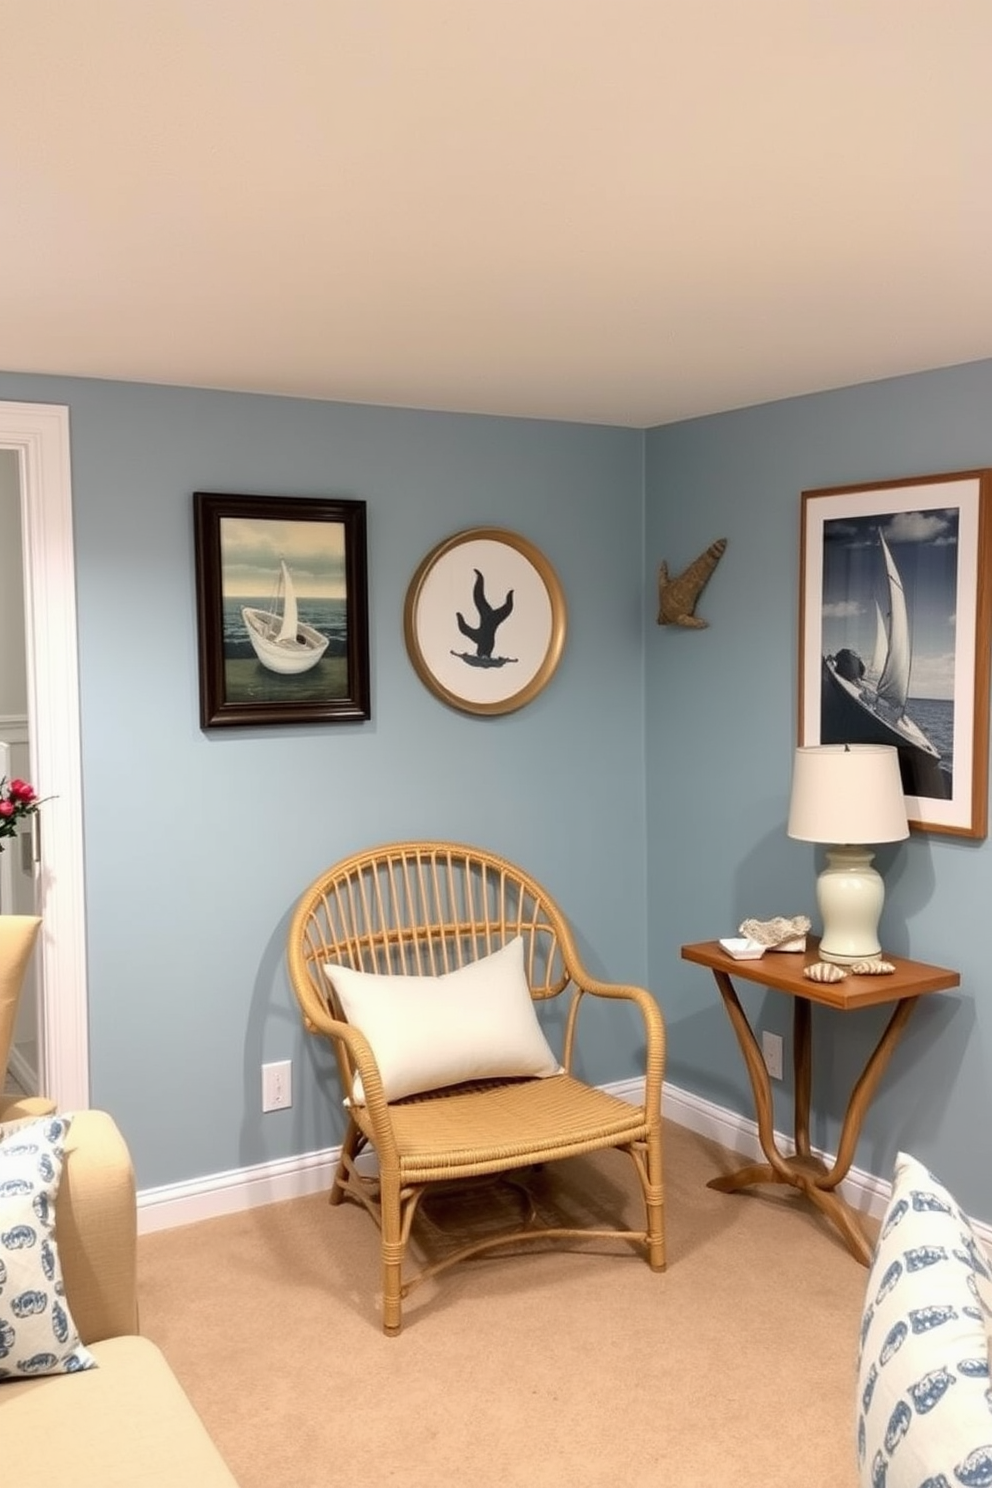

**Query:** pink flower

left=0, top=777, right=49, bottom=850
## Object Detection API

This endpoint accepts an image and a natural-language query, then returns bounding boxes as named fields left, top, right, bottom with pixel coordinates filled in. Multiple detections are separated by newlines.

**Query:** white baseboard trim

left=136, top=1078, right=992, bottom=1250
left=138, top=1144, right=340, bottom=1235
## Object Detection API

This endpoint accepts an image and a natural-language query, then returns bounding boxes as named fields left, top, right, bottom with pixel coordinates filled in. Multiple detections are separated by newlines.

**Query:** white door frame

left=0, top=401, right=88, bottom=1109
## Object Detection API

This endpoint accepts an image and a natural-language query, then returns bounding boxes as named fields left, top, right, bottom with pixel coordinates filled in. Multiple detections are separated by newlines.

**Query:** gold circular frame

left=404, top=527, right=567, bottom=716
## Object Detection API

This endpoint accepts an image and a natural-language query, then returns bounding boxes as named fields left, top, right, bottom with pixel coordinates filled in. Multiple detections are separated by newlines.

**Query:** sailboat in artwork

left=821, top=529, right=949, bottom=798
left=242, top=560, right=329, bottom=675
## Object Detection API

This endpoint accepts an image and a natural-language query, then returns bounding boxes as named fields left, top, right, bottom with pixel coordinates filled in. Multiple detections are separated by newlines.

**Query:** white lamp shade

left=787, top=744, right=909, bottom=846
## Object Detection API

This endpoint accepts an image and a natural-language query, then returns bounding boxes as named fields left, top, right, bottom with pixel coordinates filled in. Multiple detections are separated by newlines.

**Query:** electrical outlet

left=262, top=1059, right=292, bottom=1112
left=761, top=1031, right=784, bottom=1081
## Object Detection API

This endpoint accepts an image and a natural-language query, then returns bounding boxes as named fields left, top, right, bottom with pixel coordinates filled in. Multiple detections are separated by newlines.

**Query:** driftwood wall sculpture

left=656, top=538, right=727, bottom=628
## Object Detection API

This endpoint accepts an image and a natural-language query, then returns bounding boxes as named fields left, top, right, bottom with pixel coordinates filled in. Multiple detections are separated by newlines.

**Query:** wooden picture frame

left=799, top=469, right=992, bottom=837
left=404, top=527, right=567, bottom=716
left=193, top=491, right=370, bottom=728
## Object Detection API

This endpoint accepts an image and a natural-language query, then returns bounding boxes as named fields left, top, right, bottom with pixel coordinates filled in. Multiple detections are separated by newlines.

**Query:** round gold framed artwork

left=404, top=527, right=567, bottom=716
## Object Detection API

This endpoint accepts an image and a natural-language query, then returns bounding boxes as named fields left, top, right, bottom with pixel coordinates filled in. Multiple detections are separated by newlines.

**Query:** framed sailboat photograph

left=193, top=492, right=370, bottom=728
left=799, top=470, right=992, bottom=837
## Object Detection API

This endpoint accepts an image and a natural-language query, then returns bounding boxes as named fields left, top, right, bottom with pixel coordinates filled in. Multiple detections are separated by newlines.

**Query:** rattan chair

left=287, top=840, right=666, bottom=1334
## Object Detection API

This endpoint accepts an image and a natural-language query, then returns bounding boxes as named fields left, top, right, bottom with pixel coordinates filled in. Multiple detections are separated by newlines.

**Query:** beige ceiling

left=4, top=2, right=992, bottom=428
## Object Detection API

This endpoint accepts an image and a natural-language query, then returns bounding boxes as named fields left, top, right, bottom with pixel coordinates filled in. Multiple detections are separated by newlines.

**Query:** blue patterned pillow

left=0, top=1113, right=96, bottom=1380
left=856, top=1151, right=992, bottom=1488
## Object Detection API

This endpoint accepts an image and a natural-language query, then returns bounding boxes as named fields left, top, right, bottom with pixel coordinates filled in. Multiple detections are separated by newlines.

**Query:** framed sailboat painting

left=193, top=492, right=371, bottom=728
left=799, top=470, right=992, bottom=837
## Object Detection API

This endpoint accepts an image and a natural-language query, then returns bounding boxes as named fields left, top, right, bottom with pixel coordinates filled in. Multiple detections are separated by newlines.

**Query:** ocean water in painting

left=223, top=595, right=349, bottom=702
left=909, top=697, right=954, bottom=775
left=223, top=596, right=347, bottom=658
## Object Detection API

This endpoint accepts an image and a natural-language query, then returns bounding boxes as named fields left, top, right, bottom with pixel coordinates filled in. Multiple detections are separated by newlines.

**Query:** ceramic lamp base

left=816, top=845, right=885, bottom=965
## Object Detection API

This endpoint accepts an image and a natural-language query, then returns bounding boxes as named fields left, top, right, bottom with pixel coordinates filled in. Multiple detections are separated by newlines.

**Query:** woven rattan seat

left=287, top=840, right=666, bottom=1333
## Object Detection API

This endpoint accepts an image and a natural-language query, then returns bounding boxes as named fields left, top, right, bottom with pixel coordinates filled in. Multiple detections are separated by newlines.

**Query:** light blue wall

left=4, top=358, right=992, bottom=1224
left=0, top=372, right=648, bottom=1189
left=645, top=359, right=992, bottom=1225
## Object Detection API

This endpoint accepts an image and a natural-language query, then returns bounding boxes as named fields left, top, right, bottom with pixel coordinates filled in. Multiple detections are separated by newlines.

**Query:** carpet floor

left=137, top=1120, right=871, bottom=1488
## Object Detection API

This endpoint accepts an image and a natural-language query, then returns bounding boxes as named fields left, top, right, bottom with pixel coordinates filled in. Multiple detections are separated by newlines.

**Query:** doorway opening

left=0, top=401, right=88, bottom=1109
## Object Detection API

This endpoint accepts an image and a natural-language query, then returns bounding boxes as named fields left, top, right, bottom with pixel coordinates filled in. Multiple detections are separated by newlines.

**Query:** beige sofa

left=1, top=1109, right=239, bottom=1487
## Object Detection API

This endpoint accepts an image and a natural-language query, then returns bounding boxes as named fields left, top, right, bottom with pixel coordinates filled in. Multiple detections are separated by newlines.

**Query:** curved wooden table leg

left=816, top=996, right=919, bottom=1193
left=706, top=968, right=922, bottom=1265
left=792, top=996, right=812, bottom=1158
left=708, top=1160, right=778, bottom=1193
left=799, top=1185, right=874, bottom=1265
left=707, top=969, right=796, bottom=1187
left=793, top=996, right=920, bottom=1264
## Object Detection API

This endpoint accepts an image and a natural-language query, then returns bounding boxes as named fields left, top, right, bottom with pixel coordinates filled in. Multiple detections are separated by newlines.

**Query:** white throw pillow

left=323, top=936, right=561, bottom=1103
left=0, top=1113, right=96, bottom=1380
left=856, top=1151, right=992, bottom=1488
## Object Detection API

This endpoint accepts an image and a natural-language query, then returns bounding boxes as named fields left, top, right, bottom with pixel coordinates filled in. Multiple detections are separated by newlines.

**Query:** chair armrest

left=0, top=1093, right=57, bottom=1121
left=298, top=1001, right=400, bottom=1158
left=56, top=1109, right=139, bottom=1344
left=563, top=973, right=666, bottom=1113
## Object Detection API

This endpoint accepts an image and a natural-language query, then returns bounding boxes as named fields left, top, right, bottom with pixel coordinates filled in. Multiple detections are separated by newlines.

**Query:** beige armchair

left=1, top=1110, right=240, bottom=1485
left=287, top=840, right=667, bottom=1334
left=0, top=913, right=55, bottom=1120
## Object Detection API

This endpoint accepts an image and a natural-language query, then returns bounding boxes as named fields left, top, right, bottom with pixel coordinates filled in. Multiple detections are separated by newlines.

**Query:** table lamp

left=787, top=743, right=909, bottom=964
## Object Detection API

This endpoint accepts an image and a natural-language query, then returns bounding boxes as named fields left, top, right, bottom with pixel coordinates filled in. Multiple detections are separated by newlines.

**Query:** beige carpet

left=137, top=1121, right=871, bottom=1488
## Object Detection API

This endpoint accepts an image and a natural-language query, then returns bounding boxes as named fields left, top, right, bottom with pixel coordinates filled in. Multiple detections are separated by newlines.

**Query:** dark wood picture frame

left=799, top=469, right=992, bottom=838
left=194, top=491, right=370, bottom=729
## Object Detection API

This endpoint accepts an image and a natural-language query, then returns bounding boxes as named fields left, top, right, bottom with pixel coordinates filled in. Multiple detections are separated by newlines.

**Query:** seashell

left=849, top=959, right=896, bottom=975
left=739, top=914, right=811, bottom=949
left=803, top=961, right=848, bottom=983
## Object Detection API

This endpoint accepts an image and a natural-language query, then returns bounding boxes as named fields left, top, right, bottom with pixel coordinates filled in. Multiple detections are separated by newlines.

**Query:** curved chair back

left=288, top=840, right=579, bottom=1086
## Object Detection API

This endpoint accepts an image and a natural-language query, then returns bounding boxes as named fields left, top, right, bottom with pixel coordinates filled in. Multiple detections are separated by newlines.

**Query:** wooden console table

left=680, top=939, right=959, bottom=1263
